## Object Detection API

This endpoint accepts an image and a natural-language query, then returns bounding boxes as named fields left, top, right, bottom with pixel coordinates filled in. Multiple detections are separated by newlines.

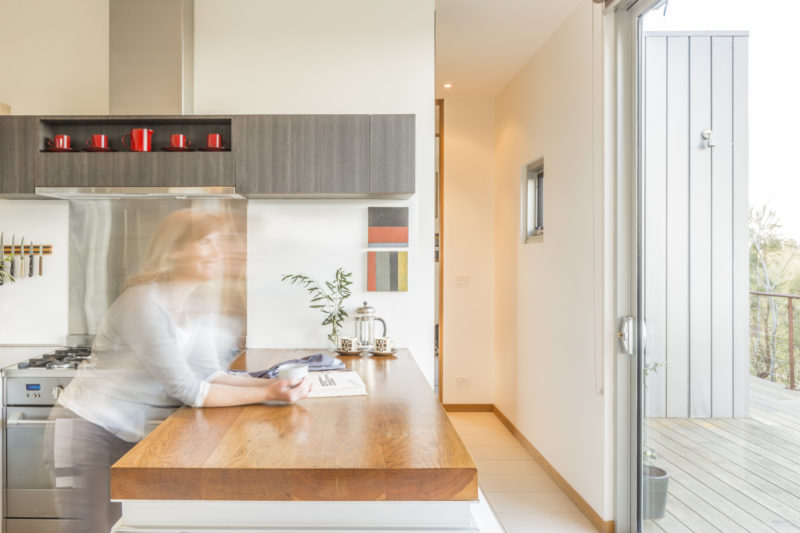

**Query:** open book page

left=306, top=371, right=367, bottom=398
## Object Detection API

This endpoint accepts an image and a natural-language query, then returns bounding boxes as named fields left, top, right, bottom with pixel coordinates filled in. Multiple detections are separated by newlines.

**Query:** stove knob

left=51, top=385, right=63, bottom=401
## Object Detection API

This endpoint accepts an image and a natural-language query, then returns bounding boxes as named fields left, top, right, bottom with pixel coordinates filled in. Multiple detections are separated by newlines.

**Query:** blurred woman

left=48, top=209, right=311, bottom=533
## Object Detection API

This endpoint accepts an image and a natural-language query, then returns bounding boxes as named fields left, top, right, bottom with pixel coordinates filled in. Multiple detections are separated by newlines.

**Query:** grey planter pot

left=643, top=464, right=669, bottom=520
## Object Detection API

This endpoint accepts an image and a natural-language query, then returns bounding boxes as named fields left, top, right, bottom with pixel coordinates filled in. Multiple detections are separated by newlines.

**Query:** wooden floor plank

left=651, top=456, right=752, bottom=533
left=641, top=379, right=800, bottom=532
left=648, top=426, right=787, bottom=532
left=652, top=421, right=800, bottom=498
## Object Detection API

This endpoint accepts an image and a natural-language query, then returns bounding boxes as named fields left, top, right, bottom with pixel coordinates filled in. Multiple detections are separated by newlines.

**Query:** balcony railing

left=750, top=291, right=800, bottom=389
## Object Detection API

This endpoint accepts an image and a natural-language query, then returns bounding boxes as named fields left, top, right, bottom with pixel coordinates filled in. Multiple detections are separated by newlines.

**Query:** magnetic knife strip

left=2, top=245, right=53, bottom=255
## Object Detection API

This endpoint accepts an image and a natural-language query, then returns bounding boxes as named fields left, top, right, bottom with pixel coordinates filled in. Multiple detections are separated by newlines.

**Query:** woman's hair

left=126, top=209, right=224, bottom=287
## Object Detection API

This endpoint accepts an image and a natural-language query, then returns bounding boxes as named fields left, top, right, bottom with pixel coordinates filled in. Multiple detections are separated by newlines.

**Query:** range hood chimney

left=109, top=0, right=194, bottom=115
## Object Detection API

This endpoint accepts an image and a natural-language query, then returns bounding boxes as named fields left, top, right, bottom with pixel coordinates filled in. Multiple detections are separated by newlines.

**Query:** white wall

left=493, top=2, right=612, bottom=520
left=0, top=201, right=69, bottom=344
left=0, top=2, right=106, bottom=346
left=194, top=0, right=436, bottom=380
left=441, top=98, right=495, bottom=404
left=0, top=0, right=109, bottom=115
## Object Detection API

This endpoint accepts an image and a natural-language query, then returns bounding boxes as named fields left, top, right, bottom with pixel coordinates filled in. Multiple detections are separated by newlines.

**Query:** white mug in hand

left=278, top=363, right=309, bottom=386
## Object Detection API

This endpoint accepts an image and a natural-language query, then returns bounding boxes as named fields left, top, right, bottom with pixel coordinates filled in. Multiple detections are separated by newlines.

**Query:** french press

left=354, top=301, right=387, bottom=349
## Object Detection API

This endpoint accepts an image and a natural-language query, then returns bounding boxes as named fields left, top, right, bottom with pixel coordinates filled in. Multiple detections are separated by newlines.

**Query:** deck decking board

left=649, top=425, right=796, bottom=531
left=653, top=420, right=800, bottom=499
left=645, top=377, right=800, bottom=532
left=647, top=429, right=792, bottom=531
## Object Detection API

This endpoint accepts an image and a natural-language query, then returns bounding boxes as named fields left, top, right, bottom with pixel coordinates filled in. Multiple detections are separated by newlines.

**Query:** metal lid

left=356, top=301, right=375, bottom=316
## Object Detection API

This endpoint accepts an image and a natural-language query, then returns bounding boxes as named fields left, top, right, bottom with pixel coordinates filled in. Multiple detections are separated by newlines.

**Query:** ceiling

left=435, top=0, right=584, bottom=99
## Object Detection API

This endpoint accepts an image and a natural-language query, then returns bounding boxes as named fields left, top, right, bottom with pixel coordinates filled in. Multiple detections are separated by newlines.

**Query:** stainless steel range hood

left=35, top=187, right=244, bottom=200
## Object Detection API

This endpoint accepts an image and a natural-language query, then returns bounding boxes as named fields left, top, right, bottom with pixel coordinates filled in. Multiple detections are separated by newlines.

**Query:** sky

left=643, top=0, right=800, bottom=242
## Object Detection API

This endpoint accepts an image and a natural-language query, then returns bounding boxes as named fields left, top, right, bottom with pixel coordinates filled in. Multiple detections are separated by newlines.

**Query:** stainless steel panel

left=68, top=199, right=247, bottom=340
left=5, top=489, right=78, bottom=518
left=5, top=518, right=76, bottom=533
left=5, top=407, right=58, bottom=490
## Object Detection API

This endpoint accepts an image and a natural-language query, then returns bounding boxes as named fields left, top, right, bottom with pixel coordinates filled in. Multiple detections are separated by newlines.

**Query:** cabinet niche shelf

left=37, top=116, right=232, bottom=153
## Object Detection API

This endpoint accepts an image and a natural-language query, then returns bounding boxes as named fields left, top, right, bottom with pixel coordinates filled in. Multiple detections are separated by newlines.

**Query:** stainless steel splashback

left=68, top=199, right=247, bottom=344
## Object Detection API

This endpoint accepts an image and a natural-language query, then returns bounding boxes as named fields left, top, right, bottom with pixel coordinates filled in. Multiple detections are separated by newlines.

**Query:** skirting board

left=442, top=404, right=494, bottom=412
left=444, top=403, right=615, bottom=533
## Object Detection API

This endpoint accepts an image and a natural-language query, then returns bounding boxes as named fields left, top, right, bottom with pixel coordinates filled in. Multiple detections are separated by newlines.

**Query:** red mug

left=48, top=134, right=71, bottom=149
left=170, top=134, right=191, bottom=148
left=86, top=134, right=109, bottom=149
left=122, top=128, right=154, bottom=152
left=206, top=133, right=227, bottom=149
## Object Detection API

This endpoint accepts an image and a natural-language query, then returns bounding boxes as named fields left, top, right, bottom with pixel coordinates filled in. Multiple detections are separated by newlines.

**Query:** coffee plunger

left=354, top=301, right=387, bottom=349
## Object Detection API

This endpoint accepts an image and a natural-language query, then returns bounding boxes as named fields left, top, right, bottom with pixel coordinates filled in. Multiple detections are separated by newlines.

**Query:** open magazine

left=306, top=371, right=367, bottom=398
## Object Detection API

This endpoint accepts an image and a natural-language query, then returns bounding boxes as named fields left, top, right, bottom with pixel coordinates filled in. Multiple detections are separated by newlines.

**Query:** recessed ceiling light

left=443, top=83, right=453, bottom=89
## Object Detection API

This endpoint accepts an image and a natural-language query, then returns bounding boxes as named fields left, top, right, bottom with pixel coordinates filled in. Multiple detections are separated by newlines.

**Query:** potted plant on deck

left=642, top=361, right=669, bottom=520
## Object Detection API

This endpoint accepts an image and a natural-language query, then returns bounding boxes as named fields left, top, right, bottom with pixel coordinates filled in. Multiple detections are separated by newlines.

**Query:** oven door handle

left=6, top=412, right=55, bottom=426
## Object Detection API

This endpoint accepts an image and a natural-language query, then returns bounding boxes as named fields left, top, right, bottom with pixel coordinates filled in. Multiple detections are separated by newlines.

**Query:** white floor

left=448, top=412, right=597, bottom=533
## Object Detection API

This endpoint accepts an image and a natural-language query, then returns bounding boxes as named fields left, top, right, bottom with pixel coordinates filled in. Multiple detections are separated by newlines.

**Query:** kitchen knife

left=19, top=237, right=24, bottom=280
left=29, top=242, right=34, bottom=277
left=0, top=232, right=4, bottom=286
left=38, top=243, right=43, bottom=276
left=9, top=234, right=15, bottom=279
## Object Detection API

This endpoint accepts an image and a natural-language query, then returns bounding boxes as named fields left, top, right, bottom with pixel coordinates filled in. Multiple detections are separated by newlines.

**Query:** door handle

left=6, top=412, right=55, bottom=426
left=618, top=316, right=635, bottom=356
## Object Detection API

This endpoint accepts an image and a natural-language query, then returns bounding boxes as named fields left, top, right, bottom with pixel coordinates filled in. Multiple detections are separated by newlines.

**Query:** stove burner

left=46, top=361, right=78, bottom=370
left=18, top=347, right=92, bottom=370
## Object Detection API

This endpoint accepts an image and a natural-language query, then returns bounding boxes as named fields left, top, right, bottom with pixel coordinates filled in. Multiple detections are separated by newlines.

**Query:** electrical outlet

left=455, top=376, right=470, bottom=387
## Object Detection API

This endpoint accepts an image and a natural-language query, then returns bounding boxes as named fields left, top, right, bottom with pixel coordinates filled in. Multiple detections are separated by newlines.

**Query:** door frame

left=436, top=98, right=445, bottom=403
left=610, top=0, right=662, bottom=531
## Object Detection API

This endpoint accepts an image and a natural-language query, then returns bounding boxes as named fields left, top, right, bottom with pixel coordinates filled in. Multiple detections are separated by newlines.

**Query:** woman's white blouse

left=58, top=283, right=225, bottom=442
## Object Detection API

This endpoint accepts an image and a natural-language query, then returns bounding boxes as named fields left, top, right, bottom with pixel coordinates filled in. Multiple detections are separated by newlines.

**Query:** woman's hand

left=265, top=377, right=312, bottom=403
left=203, top=377, right=311, bottom=407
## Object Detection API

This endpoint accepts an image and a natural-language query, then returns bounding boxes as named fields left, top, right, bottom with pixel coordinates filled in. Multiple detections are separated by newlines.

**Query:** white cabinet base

left=111, top=490, right=503, bottom=532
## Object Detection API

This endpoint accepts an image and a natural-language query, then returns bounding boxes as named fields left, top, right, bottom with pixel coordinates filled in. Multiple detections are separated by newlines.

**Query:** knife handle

left=39, top=253, right=43, bottom=276
left=29, top=254, right=34, bottom=277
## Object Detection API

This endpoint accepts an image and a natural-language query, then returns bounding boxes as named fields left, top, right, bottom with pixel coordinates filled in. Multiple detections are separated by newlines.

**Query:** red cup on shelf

left=206, top=133, right=227, bottom=149
left=47, top=135, right=71, bottom=149
left=86, top=134, right=109, bottom=149
left=169, top=134, right=191, bottom=148
left=122, top=128, right=154, bottom=152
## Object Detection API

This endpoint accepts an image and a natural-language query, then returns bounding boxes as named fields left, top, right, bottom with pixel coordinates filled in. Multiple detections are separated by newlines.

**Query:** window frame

left=524, top=159, right=545, bottom=243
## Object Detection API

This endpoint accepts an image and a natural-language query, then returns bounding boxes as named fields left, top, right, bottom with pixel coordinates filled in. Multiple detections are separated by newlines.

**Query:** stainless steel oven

left=3, top=357, right=175, bottom=533
left=3, top=372, right=76, bottom=533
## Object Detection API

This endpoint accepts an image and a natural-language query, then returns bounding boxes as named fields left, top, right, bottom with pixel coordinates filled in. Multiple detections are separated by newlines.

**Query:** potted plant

left=643, top=361, right=669, bottom=520
left=281, top=267, right=353, bottom=348
left=0, top=252, right=14, bottom=285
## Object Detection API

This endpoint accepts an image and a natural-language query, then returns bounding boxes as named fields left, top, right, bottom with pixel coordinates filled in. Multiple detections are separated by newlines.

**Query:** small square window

left=525, top=160, right=544, bottom=243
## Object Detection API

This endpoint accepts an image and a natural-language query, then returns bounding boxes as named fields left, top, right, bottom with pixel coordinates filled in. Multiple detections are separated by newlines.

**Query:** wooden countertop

left=110, top=349, right=477, bottom=501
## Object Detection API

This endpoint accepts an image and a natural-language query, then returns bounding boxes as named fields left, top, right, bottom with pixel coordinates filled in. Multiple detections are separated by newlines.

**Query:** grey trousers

left=45, top=411, right=135, bottom=533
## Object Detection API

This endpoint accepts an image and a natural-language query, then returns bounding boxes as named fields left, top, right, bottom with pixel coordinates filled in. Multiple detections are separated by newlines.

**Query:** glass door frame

left=611, top=0, right=663, bottom=531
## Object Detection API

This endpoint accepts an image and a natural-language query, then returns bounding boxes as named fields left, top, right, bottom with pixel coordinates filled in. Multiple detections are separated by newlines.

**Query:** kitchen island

left=109, top=349, right=494, bottom=532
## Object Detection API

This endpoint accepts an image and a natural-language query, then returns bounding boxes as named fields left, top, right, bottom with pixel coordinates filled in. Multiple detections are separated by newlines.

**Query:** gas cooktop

left=16, top=347, right=92, bottom=371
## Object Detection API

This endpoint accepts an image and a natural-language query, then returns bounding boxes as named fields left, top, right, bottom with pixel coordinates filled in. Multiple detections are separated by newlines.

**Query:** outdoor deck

left=645, top=377, right=800, bottom=532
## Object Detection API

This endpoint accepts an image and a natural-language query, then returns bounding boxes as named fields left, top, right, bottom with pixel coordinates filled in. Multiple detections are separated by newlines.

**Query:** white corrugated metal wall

left=644, top=32, right=749, bottom=418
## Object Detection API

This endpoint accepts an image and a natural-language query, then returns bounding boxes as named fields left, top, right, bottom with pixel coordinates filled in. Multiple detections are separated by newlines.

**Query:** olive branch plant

left=0, top=254, right=14, bottom=284
left=281, top=268, right=353, bottom=345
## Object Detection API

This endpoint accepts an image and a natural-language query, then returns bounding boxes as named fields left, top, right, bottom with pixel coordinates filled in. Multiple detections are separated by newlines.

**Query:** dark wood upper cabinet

left=370, top=115, right=415, bottom=195
left=235, top=115, right=370, bottom=195
left=0, top=117, right=36, bottom=195
left=1, top=114, right=414, bottom=197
